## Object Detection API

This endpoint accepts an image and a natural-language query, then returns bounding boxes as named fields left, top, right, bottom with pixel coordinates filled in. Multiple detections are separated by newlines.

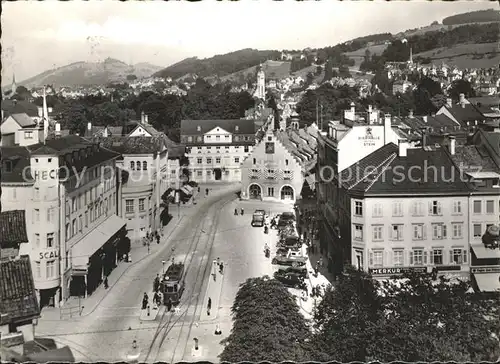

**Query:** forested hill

left=442, top=9, right=500, bottom=25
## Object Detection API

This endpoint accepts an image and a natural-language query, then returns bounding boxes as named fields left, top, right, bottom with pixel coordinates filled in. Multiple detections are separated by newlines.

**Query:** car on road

left=271, top=254, right=306, bottom=267
left=273, top=271, right=307, bottom=289
left=251, top=211, right=265, bottom=227
left=277, top=266, right=308, bottom=278
left=277, top=212, right=295, bottom=227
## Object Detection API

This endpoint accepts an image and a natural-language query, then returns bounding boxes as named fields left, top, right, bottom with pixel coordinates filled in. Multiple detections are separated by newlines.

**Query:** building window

left=46, top=260, right=55, bottom=279
left=432, top=249, right=443, bottom=265
left=372, top=203, right=383, bottom=217
left=411, top=201, right=424, bottom=216
left=72, top=219, right=77, bottom=235
left=216, top=146, right=221, bottom=150
left=85, top=211, right=88, bottom=227
left=187, top=136, right=193, bottom=142
left=25, top=131, right=34, bottom=139
left=392, top=201, right=403, bottom=217
left=253, top=158, right=256, bottom=165
left=35, top=262, right=41, bottom=278
left=197, top=170, right=203, bottom=176
left=216, top=157, right=221, bottom=164
left=90, top=206, right=94, bottom=222
left=47, top=207, right=54, bottom=222
left=234, top=157, right=240, bottom=163
left=411, top=249, right=425, bottom=266
left=35, top=233, right=40, bottom=248
left=139, top=198, right=145, bottom=212
left=130, top=161, right=135, bottom=170
left=412, top=224, right=425, bottom=240
left=225, top=135, right=230, bottom=140
left=143, top=161, right=148, bottom=170
left=432, top=223, right=447, bottom=240
left=78, top=215, right=83, bottom=232
left=370, top=250, right=383, bottom=267
left=66, top=223, right=70, bottom=240
left=34, top=187, right=40, bottom=199
left=452, top=223, right=463, bottom=239
left=207, top=170, right=212, bottom=177
left=72, top=197, right=77, bottom=212
left=47, top=233, right=54, bottom=248
left=354, top=201, right=363, bottom=216
left=244, top=146, right=249, bottom=152
left=372, top=225, right=383, bottom=241
left=473, top=224, right=482, bottom=238
left=473, top=200, right=482, bottom=214
left=450, top=248, right=467, bottom=264
left=452, top=200, right=462, bottom=214
left=429, top=200, right=442, bottom=215
left=197, top=158, right=203, bottom=164
left=216, top=135, right=220, bottom=141
left=285, top=159, right=289, bottom=166
left=391, top=224, right=404, bottom=240
left=126, top=199, right=134, bottom=213
left=354, top=224, right=363, bottom=241
left=207, top=158, right=212, bottom=164
left=136, top=161, right=142, bottom=170
left=268, top=187, right=274, bottom=197
left=486, top=200, right=494, bottom=214
left=393, top=250, right=404, bottom=266
left=34, top=209, right=40, bottom=222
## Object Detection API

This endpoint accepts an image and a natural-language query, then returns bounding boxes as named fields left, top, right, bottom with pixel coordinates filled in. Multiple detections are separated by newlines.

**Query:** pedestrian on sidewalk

left=206, top=188, right=209, bottom=196
left=142, top=293, right=149, bottom=310
left=217, top=257, right=220, bottom=266
left=219, top=261, right=224, bottom=274
left=154, top=274, right=160, bottom=292
left=207, top=297, right=212, bottom=316
left=156, top=234, right=160, bottom=245
left=104, top=276, right=109, bottom=289
left=234, top=208, right=238, bottom=215
left=153, top=291, right=160, bottom=309
left=166, top=298, right=172, bottom=312
left=240, top=208, right=244, bottom=215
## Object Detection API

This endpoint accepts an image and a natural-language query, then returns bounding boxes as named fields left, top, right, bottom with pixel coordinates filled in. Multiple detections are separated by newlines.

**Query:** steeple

left=11, top=73, right=17, bottom=95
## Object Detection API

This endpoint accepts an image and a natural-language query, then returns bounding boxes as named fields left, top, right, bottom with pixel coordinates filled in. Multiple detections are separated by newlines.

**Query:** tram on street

left=160, top=262, right=185, bottom=305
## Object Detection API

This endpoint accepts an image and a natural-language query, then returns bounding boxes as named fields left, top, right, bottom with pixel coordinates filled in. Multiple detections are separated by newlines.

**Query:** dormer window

left=197, top=126, right=201, bottom=132
left=136, top=161, right=141, bottom=170
left=130, top=161, right=135, bottom=170
left=5, top=160, right=13, bottom=172
left=235, top=126, right=239, bottom=131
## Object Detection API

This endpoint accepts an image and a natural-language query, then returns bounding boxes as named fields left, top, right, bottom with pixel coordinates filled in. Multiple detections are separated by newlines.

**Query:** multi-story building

left=96, top=136, right=170, bottom=240
left=240, top=122, right=317, bottom=202
left=329, top=140, right=473, bottom=280
left=1, top=135, right=127, bottom=305
left=180, top=119, right=257, bottom=183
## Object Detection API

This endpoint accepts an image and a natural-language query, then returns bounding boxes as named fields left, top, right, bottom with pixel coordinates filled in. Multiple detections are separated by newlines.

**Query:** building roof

left=276, top=128, right=317, bottom=173
left=127, top=122, right=163, bottom=137
left=449, top=145, right=499, bottom=173
left=467, top=96, right=500, bottom=108
left=400, top=114, right=458, bottom=130
left=1, top=100, right=39, bottom=118
left=7, top=113, right=37, bottom=128
left=340, top=143, right=471, bottom=196
left=444, top=104, right=485, bottom=125
left=180, top=119, right=256, bottom=136
left=0, top=210, right=28, bottom=248
left=0, top=255, right=40, bottom=325
left=92, top=136, right=167, bottom=155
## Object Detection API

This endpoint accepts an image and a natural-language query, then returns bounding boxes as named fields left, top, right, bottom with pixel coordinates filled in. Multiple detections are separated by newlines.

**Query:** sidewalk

left=199, top=260, right=225, bottom=322
left=40, top=215, right=184, bottom=322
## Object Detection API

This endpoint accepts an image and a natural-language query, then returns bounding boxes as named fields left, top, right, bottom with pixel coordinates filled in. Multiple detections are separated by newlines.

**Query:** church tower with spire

left=255, top=64, right=266, bottom=100
left=11, top=73, right=17, bottom=95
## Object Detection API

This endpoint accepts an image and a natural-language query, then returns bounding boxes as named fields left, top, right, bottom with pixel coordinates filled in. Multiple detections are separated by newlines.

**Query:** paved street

left=36, top=192, right=297, bottom=362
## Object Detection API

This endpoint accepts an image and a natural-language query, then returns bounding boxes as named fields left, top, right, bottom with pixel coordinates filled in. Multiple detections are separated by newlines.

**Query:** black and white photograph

left=1, top=0, right=499, bottom=362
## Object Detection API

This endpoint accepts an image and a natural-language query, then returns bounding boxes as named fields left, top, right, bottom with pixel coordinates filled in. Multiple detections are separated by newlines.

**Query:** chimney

left=384, top=113, right=392, bottom=144
left=141, top=111, right=145, bottom=123
left=398, top=140, right=408, bottom=157
left=446, top=98, right=452, bottom=108
left=368, top=105, right=372, bottom=113
left=55, top=122, right=61, bottom=137
left=145, top=114, right=149, bottom=124
left=423, top=115, right=428, bottom=123
left=87, top=122, right=92, bottom=131
left=420, top=128, right=427, bottom=148
left=459, top=93, right=465, bottom=108
left=408, top=109, right=414, bottom=118
left=449, top=136, right=456, bottom=155
left=350, top=102, right=355, bottom=113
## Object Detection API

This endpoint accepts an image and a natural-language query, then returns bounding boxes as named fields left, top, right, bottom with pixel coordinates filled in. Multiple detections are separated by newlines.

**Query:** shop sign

left=358, top=127, right=380, bottom=147
left=369, top=267, right=427, bottom=276
left=437, top=265, right=462, bottom=271
left=39, top=250, right=59, bottom=260
left=471, top=266, right=500, bottom=274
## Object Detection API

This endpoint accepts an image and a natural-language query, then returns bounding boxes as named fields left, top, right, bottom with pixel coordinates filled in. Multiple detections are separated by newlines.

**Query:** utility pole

left=320, top=104, right=324, bottom=131
left=316, top=98, right=319, bottom=126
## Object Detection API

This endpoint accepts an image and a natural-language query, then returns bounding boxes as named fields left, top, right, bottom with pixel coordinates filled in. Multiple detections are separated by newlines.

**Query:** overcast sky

left=1, top=0, right=495, bottom=84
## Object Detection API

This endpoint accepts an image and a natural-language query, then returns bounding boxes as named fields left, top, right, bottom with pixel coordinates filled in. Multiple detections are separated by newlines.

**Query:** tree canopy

left=219, top=276, right=311, bottom=362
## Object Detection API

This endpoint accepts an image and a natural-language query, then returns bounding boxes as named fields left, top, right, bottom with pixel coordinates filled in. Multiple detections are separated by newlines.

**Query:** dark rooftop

left=180, top=119, right=256, bottom=136
left=1, top=100, right=39, bottom=118
left=0, top=210, right=28, bottom=248
left=92, top=136, right=168, bottom=155
left=0, top=255, right=40, bottom=325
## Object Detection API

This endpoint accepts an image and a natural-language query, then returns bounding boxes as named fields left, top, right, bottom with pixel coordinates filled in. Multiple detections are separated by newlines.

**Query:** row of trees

left=40, top=79, right=256, bottom=140
left=221, top=267, right=500, bottom=362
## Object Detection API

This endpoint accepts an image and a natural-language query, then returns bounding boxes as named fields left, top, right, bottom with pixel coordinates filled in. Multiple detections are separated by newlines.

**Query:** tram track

left=142, top=194, right=232, bottom=363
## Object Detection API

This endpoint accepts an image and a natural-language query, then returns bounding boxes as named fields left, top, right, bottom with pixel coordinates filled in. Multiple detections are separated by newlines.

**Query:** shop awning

left=180, top=186, right=191, bottom=196
left=471, top=243, right=500, bottom=259
left=72, top=215, right=126, bottom=270
left=26, top=346, right=75, bottom=362
left=183, top=184, right=194, bottom=194
left=474, top=273, right=500, bottom=292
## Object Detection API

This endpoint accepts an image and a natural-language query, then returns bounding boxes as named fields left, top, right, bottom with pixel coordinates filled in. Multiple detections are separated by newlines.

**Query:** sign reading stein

left=358, top=127, right=380, bottom=147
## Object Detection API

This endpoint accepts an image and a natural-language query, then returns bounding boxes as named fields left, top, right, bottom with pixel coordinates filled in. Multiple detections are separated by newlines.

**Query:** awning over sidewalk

left=474, top=273, right=500, bottom=292
left=180, top=186, right=191, bottom=196
left=471, top=243, right=500, bottom=259
left=72, top=215, right=126, bottom=270
left=183, top=184, right=194, bottom=194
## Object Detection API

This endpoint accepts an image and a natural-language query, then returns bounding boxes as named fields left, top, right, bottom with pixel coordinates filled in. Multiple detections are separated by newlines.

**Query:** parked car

left=277, top=212, right=295, bottom=227
left=273, top=271, right=307, bottom=289
left=254, top=209, right=266, bottom=216
left=278, top=266, right=308, bottom=278
left=271, top=255, right=306, bottom=267
left=187, top=181, right=198, bottom=187
left=251, top=212, right=265, bottom=227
